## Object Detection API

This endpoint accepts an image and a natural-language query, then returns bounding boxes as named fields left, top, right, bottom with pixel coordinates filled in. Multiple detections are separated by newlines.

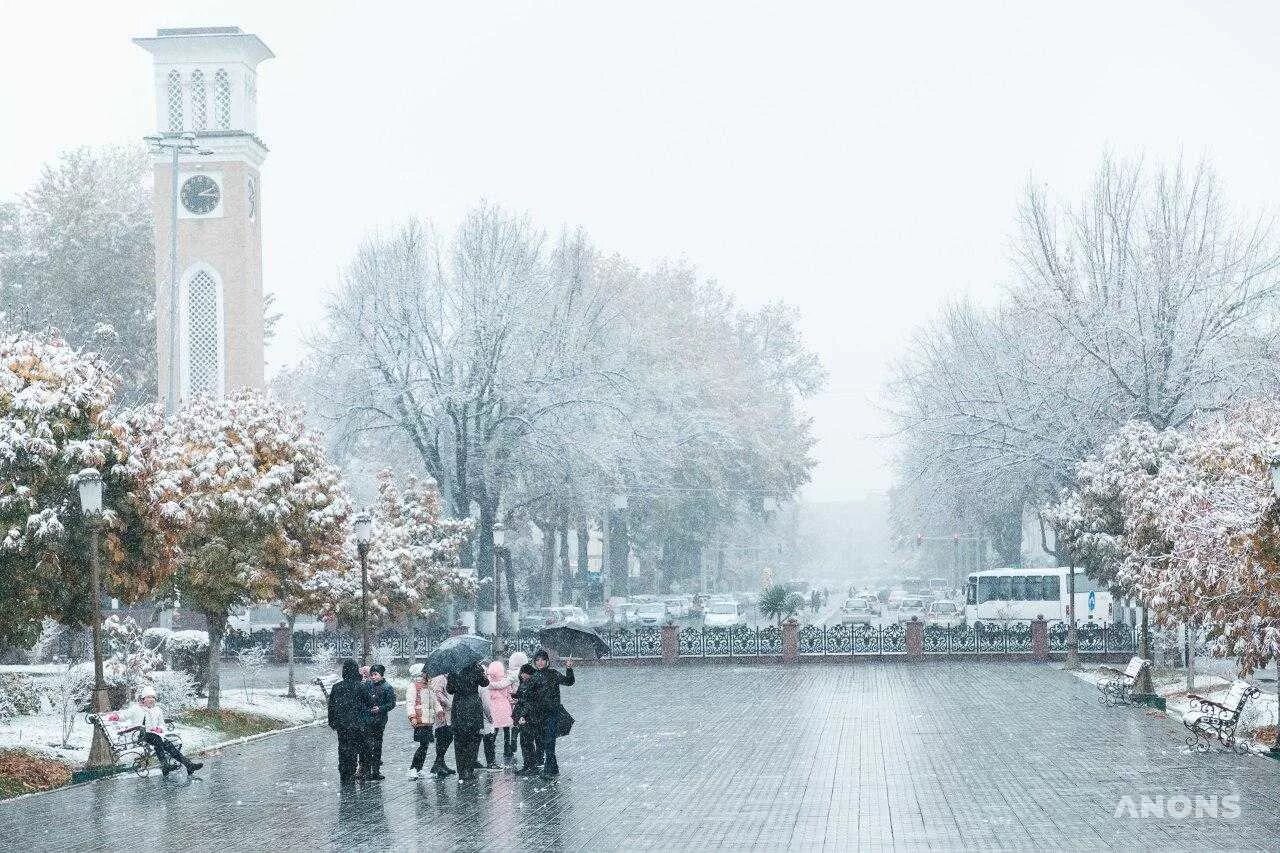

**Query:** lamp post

left=353, top=511, right=372, bottom=666
left=143, top=132, right=212, bottom=414
left=493, top=522, right=507, bottom=653
left=78, top=469, right=112, bottom=769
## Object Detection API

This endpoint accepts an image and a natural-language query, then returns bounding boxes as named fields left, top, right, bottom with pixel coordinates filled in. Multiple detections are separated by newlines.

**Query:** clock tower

left=134, top=27, right=272, bottom=406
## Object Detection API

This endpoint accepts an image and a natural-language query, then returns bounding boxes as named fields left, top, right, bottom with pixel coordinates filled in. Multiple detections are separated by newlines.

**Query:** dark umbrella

left=537, top=624, right=611, bottom=661
left=425, top=634, right=492, bottom=677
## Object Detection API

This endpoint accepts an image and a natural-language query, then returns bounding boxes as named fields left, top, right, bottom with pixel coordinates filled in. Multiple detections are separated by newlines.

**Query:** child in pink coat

left=485, top=660, right=518, bottom=762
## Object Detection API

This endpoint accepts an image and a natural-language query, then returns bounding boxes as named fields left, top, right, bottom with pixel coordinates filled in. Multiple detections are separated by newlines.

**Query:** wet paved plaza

left=3, top=661, right=1280, bottom=851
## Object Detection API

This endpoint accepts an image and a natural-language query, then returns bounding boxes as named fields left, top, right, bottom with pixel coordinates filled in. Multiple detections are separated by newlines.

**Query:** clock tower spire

left=134, top=27, right=272, bottom=407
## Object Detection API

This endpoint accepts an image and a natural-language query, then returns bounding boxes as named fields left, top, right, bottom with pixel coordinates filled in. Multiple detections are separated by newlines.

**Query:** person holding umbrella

left=428, top=674, right=455, bottom=778
left=530, top=649, right=574, bottom=779
left=446, top=660, right=489, bottom=781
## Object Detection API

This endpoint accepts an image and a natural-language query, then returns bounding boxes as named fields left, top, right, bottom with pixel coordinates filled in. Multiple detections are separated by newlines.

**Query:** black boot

left=184, top=760, right=204, bottom=775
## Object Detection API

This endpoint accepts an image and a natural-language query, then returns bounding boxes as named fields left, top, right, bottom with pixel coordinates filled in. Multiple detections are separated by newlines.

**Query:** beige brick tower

left=134, top=27, right=272, bottom=406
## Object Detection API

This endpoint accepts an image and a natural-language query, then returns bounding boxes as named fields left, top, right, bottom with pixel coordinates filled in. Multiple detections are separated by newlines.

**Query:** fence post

left=782, top=618, right=799, bottom=663
left=1031, top=615, right=1048, bottom=662
left=906, top=617, right=923, bottom=659
left=662, top=621, right=679, bottom=664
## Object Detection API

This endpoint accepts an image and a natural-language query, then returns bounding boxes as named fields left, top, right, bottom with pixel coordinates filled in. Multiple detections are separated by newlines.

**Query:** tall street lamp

left=78, top=469, right=112, bottom=769
left=143, top=132, right=212, bottom=414
left=493, top=522, right=507, bottom=653
left=353, top=511, right=372, bottom=666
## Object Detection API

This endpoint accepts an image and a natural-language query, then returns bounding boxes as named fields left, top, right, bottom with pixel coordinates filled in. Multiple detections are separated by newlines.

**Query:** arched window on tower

left=213, top=69, right=232, bottom=129
left=189, top=69, right=206, bottom=131
left=183, top=268, right=223, bottom=398
left=167, top=70, right=183, bottom=132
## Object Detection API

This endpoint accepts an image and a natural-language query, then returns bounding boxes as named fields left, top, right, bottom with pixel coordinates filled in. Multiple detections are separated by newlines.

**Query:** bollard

left=782, top=617, right=799, bottom=662
left=661, top=621, right=679, bottom=664
left=905, top=616, right=923, bottom=659
left=1031, top=615, right=1048, bottom=661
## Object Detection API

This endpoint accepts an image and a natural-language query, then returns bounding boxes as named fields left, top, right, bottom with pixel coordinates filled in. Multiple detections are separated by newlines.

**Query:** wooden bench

left=1096, top=656, right=1150, bottom=706
left=1183, top=680, right=1259, bottom=753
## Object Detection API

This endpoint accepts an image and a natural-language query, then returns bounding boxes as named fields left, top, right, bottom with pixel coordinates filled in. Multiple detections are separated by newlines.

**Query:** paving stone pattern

left=4, top=662, right=1280, bottom=851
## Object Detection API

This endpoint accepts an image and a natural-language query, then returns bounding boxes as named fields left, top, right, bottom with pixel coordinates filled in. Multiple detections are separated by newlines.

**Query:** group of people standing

left=327, top=649, right=576, bottom=784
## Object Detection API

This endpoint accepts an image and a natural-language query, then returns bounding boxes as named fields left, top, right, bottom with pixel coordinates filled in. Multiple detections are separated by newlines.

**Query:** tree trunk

left=205, top=610, right=227, bottom=712
left=1135, top=606, right=1153, bottom=694
left=609, top=511, right=629, bottom=598
left=476, top=499, right=496, bottom=612
left=538, top=521, right=555, bottom=606
left=576, top=525, right=589, bottom=597
left=286, top=612, right=297, bottom=698
left=555, top=525, right=570, bottom=607
left=503, top=551, right=518, bottom=615
left=1184, top=621, right=1195, bottom=694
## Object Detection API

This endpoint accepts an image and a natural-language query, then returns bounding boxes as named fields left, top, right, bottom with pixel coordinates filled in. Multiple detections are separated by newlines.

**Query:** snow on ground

left=0, top=670, right=327, bottom=769
left=1063, top=661, right=1280, bottom=748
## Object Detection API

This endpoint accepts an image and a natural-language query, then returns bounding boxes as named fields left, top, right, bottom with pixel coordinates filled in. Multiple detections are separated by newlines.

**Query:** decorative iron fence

left=1048, top=622, right=1141, bottom=655
left=249, top=620, right=1140, bottom=664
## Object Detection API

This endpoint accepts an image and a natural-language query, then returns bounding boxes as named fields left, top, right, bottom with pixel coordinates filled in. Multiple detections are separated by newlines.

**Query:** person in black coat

left=512, top=663, right=542, bottom=775
left=362, top=664, right=397, bottom=780
left=327, top=659, right=372, bottom=782
left=446, top=662, right=489, bottom=781
left=530, top=649, right=574, bottom=778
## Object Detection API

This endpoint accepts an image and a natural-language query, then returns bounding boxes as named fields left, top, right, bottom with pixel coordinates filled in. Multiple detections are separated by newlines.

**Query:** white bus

left=964, top=567, right=1113, bottom=624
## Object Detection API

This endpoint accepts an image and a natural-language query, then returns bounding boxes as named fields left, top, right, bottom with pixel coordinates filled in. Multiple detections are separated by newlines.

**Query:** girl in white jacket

left=405, top=665, right=439, bottom=779
left=105, top=686, right=203, bottom=776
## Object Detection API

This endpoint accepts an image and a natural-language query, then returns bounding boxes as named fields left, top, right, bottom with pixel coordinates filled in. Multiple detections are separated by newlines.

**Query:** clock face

left=181, top=174, right=221, bottom=215
left=247, top=177, right=257, bottom=220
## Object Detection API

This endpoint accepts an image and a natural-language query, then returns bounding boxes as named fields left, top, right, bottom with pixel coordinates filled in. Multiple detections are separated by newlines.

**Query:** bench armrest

left=1187, top=694, right=1231, bottom=713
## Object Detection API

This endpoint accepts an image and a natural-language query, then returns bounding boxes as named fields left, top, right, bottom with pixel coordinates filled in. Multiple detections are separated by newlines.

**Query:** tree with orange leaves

left=157, top=390, right=351, bottom=710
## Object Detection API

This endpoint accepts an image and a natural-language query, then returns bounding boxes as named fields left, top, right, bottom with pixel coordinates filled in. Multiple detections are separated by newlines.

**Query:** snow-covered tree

left=0, top=332, right=176, bottom=647
left=1047, top=421, right=1183, bottom=593
left=1137, top=402, right=1280, bottom=674
left=0, top=146, right=155, bottom=401
left=157, top=390, right=351, bottom=710
left=890, top=155, right=1280, bottom=546
left=308, top=469, right=473, bottom=635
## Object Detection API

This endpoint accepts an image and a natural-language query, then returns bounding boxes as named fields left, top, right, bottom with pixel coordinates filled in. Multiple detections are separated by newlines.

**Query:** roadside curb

left=1, top=715, right=326, bottom=805
left=190, top=717, right=325, bottom=757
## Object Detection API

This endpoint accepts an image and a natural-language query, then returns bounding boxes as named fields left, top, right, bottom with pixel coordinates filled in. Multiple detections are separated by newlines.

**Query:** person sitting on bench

left=106, top=686, right=204, bottom=776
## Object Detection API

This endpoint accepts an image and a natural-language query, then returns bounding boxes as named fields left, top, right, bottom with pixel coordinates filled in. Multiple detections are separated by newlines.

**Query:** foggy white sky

left=2, top=1, right=1278, bottom=502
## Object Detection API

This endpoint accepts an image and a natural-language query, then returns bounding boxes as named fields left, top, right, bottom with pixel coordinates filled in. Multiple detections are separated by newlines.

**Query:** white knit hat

left=137, top=686, right=157, bottom=700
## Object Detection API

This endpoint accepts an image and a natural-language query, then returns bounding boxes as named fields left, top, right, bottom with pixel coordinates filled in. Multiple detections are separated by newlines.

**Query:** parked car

left=556, top=606, right=589, bottom=627
left=636, top=601, right=668, bottom=626
left=895, top=597, right=927, bottom=623
left=704, top=599, right=742, bottom=627
left=520, top=607, right=562, bottom=631
left=614, top=602, right=641, bottom=625
left=229, top=604, right=325, bottom=634
left=856, top=593, right=881, bottom=615
left=839, top=598, right=875, bottom=625
left=663, top=596, right=689, bottom=618
left=926, top=600, right=964, bottom=628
